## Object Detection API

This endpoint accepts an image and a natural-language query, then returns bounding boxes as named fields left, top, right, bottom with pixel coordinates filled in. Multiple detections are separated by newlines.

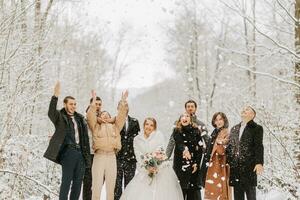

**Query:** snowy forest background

left=0, top=0, right=299, bottom=199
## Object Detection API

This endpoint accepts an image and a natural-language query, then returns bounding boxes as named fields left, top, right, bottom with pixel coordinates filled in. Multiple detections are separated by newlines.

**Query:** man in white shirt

left=226, top=106, right=264, bottom=200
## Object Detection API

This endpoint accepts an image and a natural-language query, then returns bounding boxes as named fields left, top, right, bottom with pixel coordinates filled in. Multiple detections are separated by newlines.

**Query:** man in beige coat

left=87, top=90, right=129, bottom=200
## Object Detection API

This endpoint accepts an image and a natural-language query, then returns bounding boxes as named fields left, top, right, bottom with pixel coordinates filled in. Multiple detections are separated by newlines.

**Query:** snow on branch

left=0, top=169, right=58, bottom=196
left=0, top=2, right=35, bottom=31
left=220, top=0, right=300, bottom=60
left=231, top=62, right=300, bottom=88
left=256, top=117, right=300, bottom=177
left=276, top=0, right=299, bottom=24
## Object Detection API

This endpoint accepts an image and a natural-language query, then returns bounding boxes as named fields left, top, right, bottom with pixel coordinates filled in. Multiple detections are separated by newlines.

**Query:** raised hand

left=54, top=81, right=61, bottom=97
left=97, top=116, right=107, bottom=124
left=91, top=89, right=96, bottom=104
left=121, top=90, right=129, bottom=101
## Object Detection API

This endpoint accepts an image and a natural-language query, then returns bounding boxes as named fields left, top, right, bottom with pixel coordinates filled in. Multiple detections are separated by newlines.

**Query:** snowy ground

left=25, top=186, right=287, bottom=200
left=257, top=190, right=287, bottom=200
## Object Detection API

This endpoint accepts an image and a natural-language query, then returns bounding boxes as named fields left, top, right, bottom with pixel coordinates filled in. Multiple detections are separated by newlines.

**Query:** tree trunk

left=251, top=0, right=256, bottom=98
left=242, top=0, right=256, bottom=99
left=29, top=0, right=53, bottom=134
left=34, top=0, right=41, bottom=34
left=20, top=0, right=27, bottom=44
left=0, top=0, right=3, bottom=10
left=193, top=10, right=201, bottom=107
left=294, top=0, right=300, bottom=174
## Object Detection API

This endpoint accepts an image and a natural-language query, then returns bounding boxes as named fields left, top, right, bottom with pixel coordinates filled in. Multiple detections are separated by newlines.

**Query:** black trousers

left=233, top=184, right=256, bottom=200
left=182, top=189, right=202, bottom=200
left=59, top=148, right=85, bottom=200
left=83, top=154, right=94, bottom=200
left=114, top=159, right=136, bottom=200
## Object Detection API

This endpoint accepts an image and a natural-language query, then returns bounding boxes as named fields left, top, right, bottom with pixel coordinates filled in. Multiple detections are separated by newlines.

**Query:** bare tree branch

left=232, top=61, right=300, bottom=88
left=0, top=170, right=58, bottom=196
left=220, top=0, right=300, bottom=60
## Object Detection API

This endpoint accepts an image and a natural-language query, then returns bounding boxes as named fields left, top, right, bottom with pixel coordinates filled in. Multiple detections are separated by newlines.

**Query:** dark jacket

left=200, top=128, right=222, bottom=186
left=226, top=120, right=264, bottom=186
left=173, top=125, right=203, bottom=190
left=166, top=115, right=208, bottom=159
left=44, top=96, right=91, bottom=167
left=117, top=116, right=140, bottom=162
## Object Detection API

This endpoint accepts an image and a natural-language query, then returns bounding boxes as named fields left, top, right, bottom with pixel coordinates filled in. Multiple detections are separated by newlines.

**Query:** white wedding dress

left=120, top=131, right=183, bottom=200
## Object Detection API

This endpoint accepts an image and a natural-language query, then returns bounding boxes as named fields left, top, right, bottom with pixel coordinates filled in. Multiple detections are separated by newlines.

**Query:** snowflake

left=213, top=173, right=218, bottom=179
left=188, top=77, right=193, bottom=82
left=198, top=141, right=204, bottom=146
left=168, top=101, right=175, bottom=107
left=161, top=7, right=167, bottom=13
left=181, top=164, right=189, bottom=171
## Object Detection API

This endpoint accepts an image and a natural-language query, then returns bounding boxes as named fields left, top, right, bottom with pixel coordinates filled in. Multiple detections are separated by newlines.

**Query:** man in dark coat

left=114, top=113, right=140, bottom=200
left=226, top=106, right=264, bottom=200
left=44, top=82, right=91, bottom=200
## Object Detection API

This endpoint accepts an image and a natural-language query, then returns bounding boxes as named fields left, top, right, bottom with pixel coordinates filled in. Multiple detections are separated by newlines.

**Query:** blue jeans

left=59, top=148, right=85, bottom=200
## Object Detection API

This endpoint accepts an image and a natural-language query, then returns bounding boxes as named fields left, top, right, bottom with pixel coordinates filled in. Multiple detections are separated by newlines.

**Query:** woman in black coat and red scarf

left=173, top=112, right=203, bottom=200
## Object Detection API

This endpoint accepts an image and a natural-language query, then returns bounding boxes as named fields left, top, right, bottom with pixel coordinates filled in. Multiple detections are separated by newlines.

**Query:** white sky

left=78, top=0, right=178, bottom=88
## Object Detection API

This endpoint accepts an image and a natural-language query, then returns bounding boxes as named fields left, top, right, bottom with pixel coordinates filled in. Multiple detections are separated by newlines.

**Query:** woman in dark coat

left=173, top=113, right=203, bottom=200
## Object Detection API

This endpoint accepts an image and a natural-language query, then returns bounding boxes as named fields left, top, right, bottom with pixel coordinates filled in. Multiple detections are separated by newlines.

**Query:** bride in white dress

left=120, top=117, right=183, bottom=200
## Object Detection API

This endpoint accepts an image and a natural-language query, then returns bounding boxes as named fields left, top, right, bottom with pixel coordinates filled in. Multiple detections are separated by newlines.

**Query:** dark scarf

left=206, top=127, right=225, bottom=159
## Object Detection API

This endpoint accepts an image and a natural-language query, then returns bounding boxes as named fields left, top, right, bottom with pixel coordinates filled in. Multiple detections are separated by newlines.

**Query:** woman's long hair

left=175, top=114, right=197, bottom=132
left=211, top=112, right=229, bottom=129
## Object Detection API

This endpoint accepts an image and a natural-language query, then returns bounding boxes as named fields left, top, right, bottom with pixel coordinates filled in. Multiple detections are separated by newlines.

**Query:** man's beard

left=66, top=108, right=75, bottom=115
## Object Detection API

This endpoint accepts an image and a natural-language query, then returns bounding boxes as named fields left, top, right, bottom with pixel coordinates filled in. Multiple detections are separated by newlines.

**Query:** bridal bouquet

left=140, top=147, right=168, bottom=185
